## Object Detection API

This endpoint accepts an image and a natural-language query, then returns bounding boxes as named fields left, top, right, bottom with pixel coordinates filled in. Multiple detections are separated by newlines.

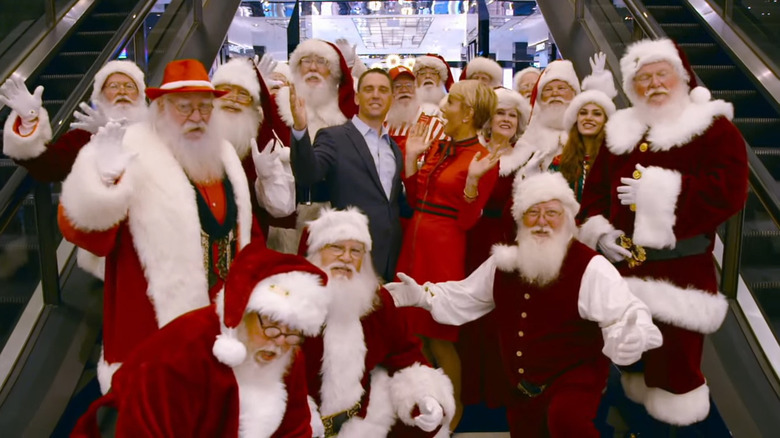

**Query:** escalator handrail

left=0, top=0, right=161, bottom=231
left=621, top=0, right=780, bottom=232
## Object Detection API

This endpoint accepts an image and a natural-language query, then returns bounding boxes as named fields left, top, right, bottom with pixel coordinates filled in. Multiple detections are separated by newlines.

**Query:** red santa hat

left=619, top=37, right=710, bottom=104
left=212, top=242, right=330, bottom=367
left=289, top=39, right=358, bottom=118
left=562, top=89, right=617, bottom=129
left=494, top=87, right=531, bottom=132
left=306, top=207, right=373, bottom=255
left=460, top=56, right=504, bottom=87
left=146, top=59, right=228, bottom=100
left=529, top=60, right=581, bottom=108
left=511, top=172, right=579, bottom=223
left=414, top=54, right=455, bottom=91
left=212, top=57, right=261, bottom=102
left=91, top=60, right=146, bottom=103
left=512, top=66, right=541, bottom=93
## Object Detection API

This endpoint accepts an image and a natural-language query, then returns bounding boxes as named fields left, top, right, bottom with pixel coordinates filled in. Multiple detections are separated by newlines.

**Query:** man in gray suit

left=289, top=69, right=403, bottom=282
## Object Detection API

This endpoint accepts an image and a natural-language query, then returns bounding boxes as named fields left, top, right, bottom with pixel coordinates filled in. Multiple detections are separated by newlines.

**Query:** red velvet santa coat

left=578, top=96, right=748, bottom=425
left=396, top=137, right=499, bottom=340
left=71, top=305, right=311, bottom=438
left=57, top=122, right=252, bottom=390
left=302, top=288, right=455, bottom=437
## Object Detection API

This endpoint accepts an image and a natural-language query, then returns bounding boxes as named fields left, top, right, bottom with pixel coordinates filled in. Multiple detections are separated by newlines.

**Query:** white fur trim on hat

left=247, top=271, right=330, bottom=336
left=466, top=57, right=503, bottom=87
left=91, top=60, right=146, bottom=103
left=563, top=89, right=617, bottom=129
left=212, top=58, right=261, bottom=102
left=535, top=60, right=581, bottom=103
left=511, top=172, right=579, bottom=222
left=620, top=38, right=689, bottom=102
left=289, top=39, right=342, bottom=81
left=513, top=67, right=541, bottom=92
left=306, top=207, right=373, bottom=254
left=414, top=55, right=449, bottom=82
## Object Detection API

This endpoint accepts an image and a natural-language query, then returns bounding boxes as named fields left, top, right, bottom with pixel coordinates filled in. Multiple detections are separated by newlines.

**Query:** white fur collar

left=605, top=99, right=733, bottom=155
left=499, top=122, right=567, bottom=175
left=319, top=314, right=367, bottom=416
left=122, top=123, right=252, bottom=327
left=274, top=86, right=346, bottom=140
left=492, top=244, right=521, bottom=272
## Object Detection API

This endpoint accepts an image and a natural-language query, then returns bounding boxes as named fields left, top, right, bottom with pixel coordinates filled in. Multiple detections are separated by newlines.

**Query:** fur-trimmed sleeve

left=389, top=363, right=455, bottom=429
left=2, top=108, right=51, bottom=160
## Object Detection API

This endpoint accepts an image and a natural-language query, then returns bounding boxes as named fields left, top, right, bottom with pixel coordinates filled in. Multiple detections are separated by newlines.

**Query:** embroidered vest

left=193, top=177, right=239, bottom=289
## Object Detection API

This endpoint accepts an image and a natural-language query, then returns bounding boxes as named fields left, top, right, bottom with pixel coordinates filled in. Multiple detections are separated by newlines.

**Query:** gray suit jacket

left=290, top=120, right=403, bottom=281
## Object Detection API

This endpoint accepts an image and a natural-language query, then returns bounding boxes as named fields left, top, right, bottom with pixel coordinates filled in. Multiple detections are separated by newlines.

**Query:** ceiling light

left=367, top=1, right=382, bottom=12
left=386, top=54, right=401, bottom=68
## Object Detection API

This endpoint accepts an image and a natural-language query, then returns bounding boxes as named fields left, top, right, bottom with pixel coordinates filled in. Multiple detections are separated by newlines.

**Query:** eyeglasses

left=104, top=82, right=138, bottom=92
left=258, top=316, right=304, bottom=345
left=393, top=81, right=415, bottom=92
left=523, top=208, right=563, bottom=221
left=633, top=69, right=672, bottom=86
left=169, top=100, right=214, bottom=117
left=323, top=243, right=366, bottom=260
left=215, top=85, right=253, bottom=105
left=300, top=56, right=329, bottom=68
left=416, top=68, right=439, bottom=78
left=541, top=84, right=573, bottom=96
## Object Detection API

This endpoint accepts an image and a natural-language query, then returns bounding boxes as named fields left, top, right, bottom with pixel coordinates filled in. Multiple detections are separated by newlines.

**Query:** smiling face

left=101, top=72, right=140, bottom=107
left=439, top=93, right=472, bottom=137
left=521, top=200, right=566, bottom=240
left=393, top=76, right=416, bottom=103
left=632, top=60, right=681, bottom=107
left=415, top=67, right=441, bottom=88
left=491, top=106, right=519, bottom=141
left=576, top=103, right=606, bottom=137
left=540, top=80, right=575, bottom=106
left=356, top=72, right=393, bottom=122
left=298, top=55, right=332, bottom=86
left=318, top=239, right=366, bottom=279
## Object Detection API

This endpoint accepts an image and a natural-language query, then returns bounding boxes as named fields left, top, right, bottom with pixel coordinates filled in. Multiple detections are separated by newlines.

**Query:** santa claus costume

left=413, top=53, right=454, bottom=112
left=459, top=56, right=504, bottom=88
left=578, top=38, right=749, bottom=426
left=72, top=244, right=330, bottom=437
left=303, top=208, right=455, bottom=437
left=58, top=59, right=252, bottom=393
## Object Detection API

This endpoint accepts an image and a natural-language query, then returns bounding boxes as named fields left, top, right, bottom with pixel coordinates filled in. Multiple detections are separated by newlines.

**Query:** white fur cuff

left=275, top=87, right=295, bottom=127
left=60, top=142, right=132, bottom=231
left=389, top=363, right=455, bottom=427
left=579, top=215, right=615, bottom=249
left=645, top=383, right=710, bottom=426
left=625, top=277, right=728, bottom=334
left=2, top=109, right=52, bottom=160
left=632, top=166, right=681, bottom=249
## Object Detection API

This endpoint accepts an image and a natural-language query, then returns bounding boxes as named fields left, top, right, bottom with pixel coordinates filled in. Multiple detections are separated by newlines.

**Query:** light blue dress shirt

left=351, top=116, right=396, bottom=199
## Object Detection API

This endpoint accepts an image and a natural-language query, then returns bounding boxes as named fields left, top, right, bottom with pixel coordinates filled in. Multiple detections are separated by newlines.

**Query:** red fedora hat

left=145, top=59, right=229, bottom=100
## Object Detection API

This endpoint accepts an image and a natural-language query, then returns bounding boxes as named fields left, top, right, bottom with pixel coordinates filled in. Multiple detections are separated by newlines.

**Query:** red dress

left=396, top=137, right=498, bottom=341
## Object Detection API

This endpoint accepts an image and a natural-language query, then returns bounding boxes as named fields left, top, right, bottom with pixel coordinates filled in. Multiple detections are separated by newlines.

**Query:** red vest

left=492, top=241, right=605, bottom=387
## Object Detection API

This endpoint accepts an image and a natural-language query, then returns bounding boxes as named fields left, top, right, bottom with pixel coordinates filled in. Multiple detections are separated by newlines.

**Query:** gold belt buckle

left=321, top=401, right=361, bottom=437
left=618, top=235, right=647, bottom=268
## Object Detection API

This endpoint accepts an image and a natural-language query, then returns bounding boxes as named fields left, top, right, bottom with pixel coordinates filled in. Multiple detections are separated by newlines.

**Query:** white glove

left=93, top=122, right=136, bottom=186
left=307, top=396, right=325, bottom=438
left=71, top=102, right=109, bottom=134
left=589, top=52, right=607, bottom=76
left=617, top=163, right=646, bottom=207
left=252, top=138, right=282, bottom=178
left=609, top=313, right=646, bottom=366
left=597, top=229, right=632, bottom=263
left=254, top=54, right=277, bottom=80
left=335, top=38, right=357, bottom=68
left=0, top=73, right=43, bottom=122
left=413, top=396, right=444, bottom=432
left=386, top=273, right=431, bottom=310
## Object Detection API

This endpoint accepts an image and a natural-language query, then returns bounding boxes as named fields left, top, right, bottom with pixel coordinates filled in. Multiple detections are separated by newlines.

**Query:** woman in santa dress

left=458, top=87, right=531, bottom=409
left=396, top=80, right=499, bottom=431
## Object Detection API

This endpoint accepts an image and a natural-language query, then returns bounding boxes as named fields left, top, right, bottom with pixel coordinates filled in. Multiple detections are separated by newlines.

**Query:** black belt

left=322, top=400, right=361, bottom=437
left=618, top=234, right=711, bottom=268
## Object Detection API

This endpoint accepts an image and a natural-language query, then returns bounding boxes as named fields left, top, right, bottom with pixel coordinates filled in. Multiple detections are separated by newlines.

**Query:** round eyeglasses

left=258, top=315, right=304, bottom=345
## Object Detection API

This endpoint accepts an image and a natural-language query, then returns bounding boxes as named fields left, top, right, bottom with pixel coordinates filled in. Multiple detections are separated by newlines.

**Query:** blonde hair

left=448, top=79, right=497, bottom=129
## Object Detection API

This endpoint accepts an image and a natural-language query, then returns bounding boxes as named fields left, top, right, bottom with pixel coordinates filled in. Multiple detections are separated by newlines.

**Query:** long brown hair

left=559, top=125, right=604, bottom=185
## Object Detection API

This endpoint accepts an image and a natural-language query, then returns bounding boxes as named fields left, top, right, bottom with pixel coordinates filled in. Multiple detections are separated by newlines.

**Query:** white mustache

left=397, top=94, right=413, bottom=99
left=546, top=97, right=566, bottom=105
left=644, top=87, right=669, bottom=97
left=421, top=80, right=436, bottom=87
left=113, top=96, right=133, bottom=104
left=218, top=102, right=243, bottom=112
left=303, top=72, right=326, bottom=82
left=326, top=262, right=356, bottom=274
left=182, top=121, right=207, bottom=134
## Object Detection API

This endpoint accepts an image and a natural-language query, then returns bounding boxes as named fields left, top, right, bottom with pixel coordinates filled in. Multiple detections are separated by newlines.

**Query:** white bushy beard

left=632, top=84, right=689, bottom=126
left=309, top=253, right=379, bottom=324
left=417, top=83, right=446, bottom=106
left=151, top=103, right=224, bottom=184
left=210, top=103, right=262, bottom=160
left=233, top=322, right=295, bottom=382
left=386, top=93, right=420, bottom=127
left=514, top=216, right=576, bottom=287
left=531, top=98, right=570, bottom=131
left=97, top=95, right=148, bottom=124
left=294, top=72, right=340, bottom=112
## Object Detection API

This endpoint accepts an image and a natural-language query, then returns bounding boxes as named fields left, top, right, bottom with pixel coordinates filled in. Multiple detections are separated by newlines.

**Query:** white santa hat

left=511, top=172, right=580, bottom=223
left=90, top=60, right=146, bottom=103
left=513, top=66, right=541, bottom=92
left=494, top=87, right=532, bottom=133
left=212, top=242, right=330, bottom=367
left=413, top=54, right=454, bottom=91
left=288, top=39, right=358, bottom=118
left=306, top=207, right=373, bottom=255
left=530, top=60, right=581, bottom=108
left=620, top=37, right=711, bottom=105
left=562, top=89, right=617, bottom=129
left=463, top=56, right=503, bottom=87
left=212, top=57, right=261, bottom=102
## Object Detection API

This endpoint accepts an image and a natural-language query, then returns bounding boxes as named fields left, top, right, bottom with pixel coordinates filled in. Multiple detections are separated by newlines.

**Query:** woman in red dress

left=396, top=80, right=499, bottom=431
left=459, top=87, right=532, bottom=408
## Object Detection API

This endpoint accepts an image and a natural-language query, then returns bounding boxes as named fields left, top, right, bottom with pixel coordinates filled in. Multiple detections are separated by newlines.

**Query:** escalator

left=537, top=0, right=780, bottom=435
